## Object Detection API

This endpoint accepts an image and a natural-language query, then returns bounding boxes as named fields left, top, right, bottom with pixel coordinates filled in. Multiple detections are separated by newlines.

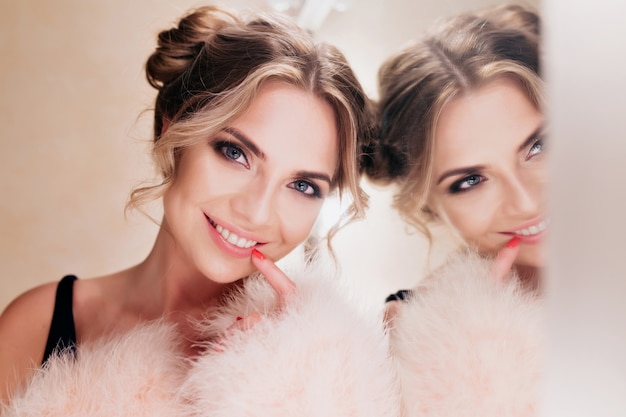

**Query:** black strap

left=42, top=275, right=78, bottom=365
left=385, top=289, right=414, bottom=303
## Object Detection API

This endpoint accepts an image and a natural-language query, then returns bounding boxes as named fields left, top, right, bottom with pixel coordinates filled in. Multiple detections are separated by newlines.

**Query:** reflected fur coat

left=2, top=251, right=541, bottom=417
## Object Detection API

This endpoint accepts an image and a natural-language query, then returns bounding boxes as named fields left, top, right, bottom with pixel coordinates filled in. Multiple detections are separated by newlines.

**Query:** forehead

left=433, top=78, right=542, bottom=171
left=230, top=81, right=339, bottom=173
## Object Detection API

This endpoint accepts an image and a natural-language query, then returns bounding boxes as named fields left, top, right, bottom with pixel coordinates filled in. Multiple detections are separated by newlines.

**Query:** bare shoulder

left=0, top=282, right=58, bottom=360
left=0, top=281, right=58, bottom=402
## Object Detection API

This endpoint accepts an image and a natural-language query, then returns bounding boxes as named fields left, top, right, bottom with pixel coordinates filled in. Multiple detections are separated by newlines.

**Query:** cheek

left=177, top=159, right=250, bottom=204
left=437, top=194, right=501, bottom=243
left=529, top=163, right=549, bottom=200
left=276, top=196, right=325, bottom=249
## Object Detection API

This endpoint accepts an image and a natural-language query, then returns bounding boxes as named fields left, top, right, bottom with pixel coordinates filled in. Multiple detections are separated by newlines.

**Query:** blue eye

left=290, top=180, right=321, bottom=198
left=527, top=138, right=544, bottom=159
left=215, top=141, right=249, bottom=168
left=224, top=146, right=242, bottom=160
left=449, top=174, right=485, bottom=193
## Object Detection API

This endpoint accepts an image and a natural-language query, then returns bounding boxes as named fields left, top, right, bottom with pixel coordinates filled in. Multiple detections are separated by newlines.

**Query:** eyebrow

left=436, top=165, right=486, bottom=185
left=223, top=128, right=266, bottom=160
left=222, top=128, right=333, bottom=186
left=436, top=123, right=545, bottom=185
left=295, top=170, right=332, bottom=186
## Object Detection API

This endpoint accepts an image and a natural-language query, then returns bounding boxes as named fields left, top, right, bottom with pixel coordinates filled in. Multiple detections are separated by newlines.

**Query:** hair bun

left=145, top=6, right=239, bottom=90
left=360, top=130, right=409, bottom=184
left=481, top=3, right=540, bottom=38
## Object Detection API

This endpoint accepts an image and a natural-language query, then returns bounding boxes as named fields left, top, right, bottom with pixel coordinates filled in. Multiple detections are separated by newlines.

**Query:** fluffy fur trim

left=180, top=266, right=401, bottom=417
left=2, top=321, right=187, bottom=417
left=2, top=265, right=400, bottom=417
left=389, top=251, right=542, bottom=417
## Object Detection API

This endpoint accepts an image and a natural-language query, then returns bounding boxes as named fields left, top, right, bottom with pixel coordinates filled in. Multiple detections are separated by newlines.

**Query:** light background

left=2, top=0, right=625, bottom=415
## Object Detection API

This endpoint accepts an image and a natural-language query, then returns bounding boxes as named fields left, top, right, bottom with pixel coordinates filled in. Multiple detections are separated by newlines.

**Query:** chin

left=198, top=261, right=256, bottom=285
left=516, top=244, right=546, bottom=269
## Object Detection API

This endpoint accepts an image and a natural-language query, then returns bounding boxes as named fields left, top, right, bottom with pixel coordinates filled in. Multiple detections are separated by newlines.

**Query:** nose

left=501, top=172, right=542, bottom=218
left=231, top=176, right=278, bottom=228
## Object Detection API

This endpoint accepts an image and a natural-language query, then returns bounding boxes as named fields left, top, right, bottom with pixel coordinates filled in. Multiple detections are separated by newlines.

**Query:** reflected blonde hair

left=362, top=3, right=543, bottom=240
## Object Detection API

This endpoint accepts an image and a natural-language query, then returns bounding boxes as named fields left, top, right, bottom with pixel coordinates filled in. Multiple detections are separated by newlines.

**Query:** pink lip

left=500, top=217, right=548, bottom=245
left=205, top=214, right=264, bottom=259
left=507, top=216, right=547, bottom=232
left=505, top=231, right=545, bottom=245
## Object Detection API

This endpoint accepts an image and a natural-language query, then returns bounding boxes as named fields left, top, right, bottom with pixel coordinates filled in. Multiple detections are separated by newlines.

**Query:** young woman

left=0, top=5, right=373, bottom=403
left=364, top=3, right=545, bottom=290
left=363, top=4, right=546, bottom=415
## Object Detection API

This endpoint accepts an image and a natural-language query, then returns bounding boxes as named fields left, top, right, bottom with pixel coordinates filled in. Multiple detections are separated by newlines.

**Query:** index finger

left=490, top=237, right=521, bottom=282
left=251, top=248, right=296, bottom=308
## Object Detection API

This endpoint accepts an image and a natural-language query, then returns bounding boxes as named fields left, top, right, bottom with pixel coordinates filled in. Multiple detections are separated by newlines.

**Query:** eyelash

left=526, top=137, right=544, bottom=160
left=289, top=180, right=322, bottom=199
left=447, top=137, right=545, bottom=194
left=213, top=140, right=323, bottom=199
left=214, top=140, right=249, bottom=168
left=448, top=174, right=486, bottom=194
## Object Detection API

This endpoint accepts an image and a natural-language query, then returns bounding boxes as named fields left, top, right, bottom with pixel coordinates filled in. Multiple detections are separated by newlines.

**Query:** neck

left=130, top=223, right=234, bottom=322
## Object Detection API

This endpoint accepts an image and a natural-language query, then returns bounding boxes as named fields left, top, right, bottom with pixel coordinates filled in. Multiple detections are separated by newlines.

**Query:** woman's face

left=163, top=81, right=339, bottom=282
left=429, top=77, right=547, bottom=268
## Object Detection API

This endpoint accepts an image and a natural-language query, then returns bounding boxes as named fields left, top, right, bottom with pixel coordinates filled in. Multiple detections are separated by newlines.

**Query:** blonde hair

left=362, top=3, right=543, bottom=239
left=128, top=5, right=373, bottom=230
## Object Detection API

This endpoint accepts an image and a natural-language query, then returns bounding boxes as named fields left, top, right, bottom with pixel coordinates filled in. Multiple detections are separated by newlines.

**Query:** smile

left=513, top=218, right=549, bottom=237
left=207, top=217, right=258, bottom=248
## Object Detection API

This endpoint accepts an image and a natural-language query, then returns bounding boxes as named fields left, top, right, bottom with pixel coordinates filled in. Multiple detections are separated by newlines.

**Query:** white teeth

left=213, top=220, right=257, bottom=248
left=514, top=219, right=549, bottom=237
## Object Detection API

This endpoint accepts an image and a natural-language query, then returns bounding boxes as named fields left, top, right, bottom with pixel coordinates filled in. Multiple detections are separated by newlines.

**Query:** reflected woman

left=364, top=3, right=545, bottom=290
left=363, top=4, right=546, bottom=415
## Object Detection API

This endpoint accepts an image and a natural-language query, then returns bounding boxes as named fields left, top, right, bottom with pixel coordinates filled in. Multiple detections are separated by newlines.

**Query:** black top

left=384, top=289, right=414, bottom=303
left=42, top=275, right=78, bottom=365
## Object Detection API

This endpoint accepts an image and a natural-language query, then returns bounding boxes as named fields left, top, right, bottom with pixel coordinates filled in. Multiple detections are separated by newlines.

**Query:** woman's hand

left=221, top=249, right=296, bottom=335
left=251, top=248, right=296, bottom=308
left=490, top=237, right=521, bottom=282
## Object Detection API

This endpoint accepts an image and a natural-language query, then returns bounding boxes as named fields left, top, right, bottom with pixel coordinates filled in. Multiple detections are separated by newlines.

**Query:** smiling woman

left=365, top=2, right=545, bottom=285
left=430, top=76, right=546, bottom=269
left=362, top=4, right=548, bottom=414
left=360, top=5, right=547, bottom=414
left=0, top=4, right=373, bottom=403
left=160, top=81, right=339, bottom=281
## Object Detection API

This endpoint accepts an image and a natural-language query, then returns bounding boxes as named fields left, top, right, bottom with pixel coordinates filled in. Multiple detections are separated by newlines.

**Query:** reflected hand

left=490, top=237, right=521, bottom=282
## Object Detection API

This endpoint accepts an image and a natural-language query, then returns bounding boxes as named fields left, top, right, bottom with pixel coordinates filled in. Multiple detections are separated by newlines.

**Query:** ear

left=422, top=196, right=440, bottom=220
left=161, top=118, right=170, bottom=135
left=423, top=205, right=439, bottom=220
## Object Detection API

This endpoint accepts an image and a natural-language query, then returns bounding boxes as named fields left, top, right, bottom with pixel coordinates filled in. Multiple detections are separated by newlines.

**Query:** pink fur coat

left=1, top=252, right=541, bottom=417
left=389, top=252, right=542, bottom=417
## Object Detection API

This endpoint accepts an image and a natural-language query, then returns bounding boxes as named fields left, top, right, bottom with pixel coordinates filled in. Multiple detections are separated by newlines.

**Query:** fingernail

left=506, top=236, right=521, bottom=248
left=252, top=248, right=265, bottom=260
